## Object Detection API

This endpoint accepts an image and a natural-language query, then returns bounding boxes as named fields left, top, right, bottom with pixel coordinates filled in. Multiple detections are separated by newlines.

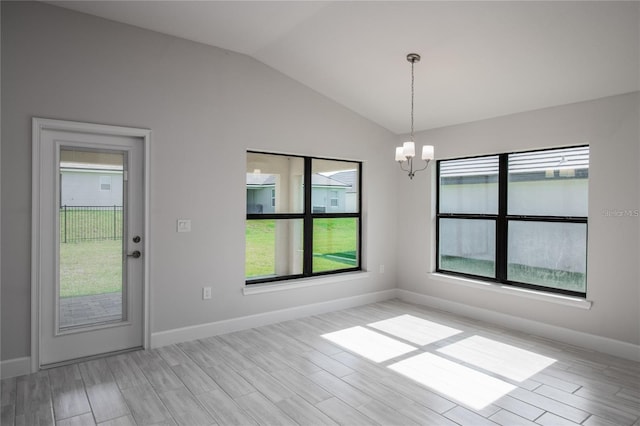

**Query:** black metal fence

left=60, top=205, right=123, bottom=243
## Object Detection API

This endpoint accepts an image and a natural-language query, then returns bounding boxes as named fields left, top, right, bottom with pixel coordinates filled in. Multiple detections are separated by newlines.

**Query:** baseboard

left=1, top=356, right=31, bottom=379
left=396, top=289, right=640, bottom=362
left=151, top=289, right=397, bottom=348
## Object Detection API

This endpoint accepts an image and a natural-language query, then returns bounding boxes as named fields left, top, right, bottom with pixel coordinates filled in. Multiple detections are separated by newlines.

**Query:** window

left=437, top=146, right=589, bottom=297
left=99, top=176, right=111, bottom=191
left=246, top=152, right=361, bottom=283
left=330, top=190, right=339, bottom=207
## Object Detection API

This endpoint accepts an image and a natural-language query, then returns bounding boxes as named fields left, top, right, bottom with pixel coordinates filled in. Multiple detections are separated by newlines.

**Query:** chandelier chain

left=410, top=59, right=415, bottom=142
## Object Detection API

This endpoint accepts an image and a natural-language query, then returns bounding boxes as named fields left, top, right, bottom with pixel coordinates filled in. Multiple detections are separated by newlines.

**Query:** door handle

left=127, top=250, right=141, bottom=259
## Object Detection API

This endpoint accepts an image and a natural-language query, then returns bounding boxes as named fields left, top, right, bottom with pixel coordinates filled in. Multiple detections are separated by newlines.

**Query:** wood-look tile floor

left=2, top=299, right=639, bottom=425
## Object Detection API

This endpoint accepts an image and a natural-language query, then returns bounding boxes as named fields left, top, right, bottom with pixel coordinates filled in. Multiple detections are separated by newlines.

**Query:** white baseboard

left=1, top=356, right=31, bottom=379
left=151, top=289, right=397, bottom=348
left=397, top=289, right=640, bottom=363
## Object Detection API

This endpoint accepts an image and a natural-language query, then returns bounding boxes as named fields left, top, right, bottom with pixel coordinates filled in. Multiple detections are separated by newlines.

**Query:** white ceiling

left=47, top=1, right=639, bottom=134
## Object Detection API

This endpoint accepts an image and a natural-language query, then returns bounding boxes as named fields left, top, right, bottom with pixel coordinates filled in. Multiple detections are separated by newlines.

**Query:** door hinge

left=123, top=171, right=128, bottom=181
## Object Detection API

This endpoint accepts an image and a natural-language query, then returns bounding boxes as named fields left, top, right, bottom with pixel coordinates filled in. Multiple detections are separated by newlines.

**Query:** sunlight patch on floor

left=368, top=314, right=463, bottom=346
left=321, top=326, right=417, bottom=362
left=389, top=352, right=516, bottom=410
left=437, top=335, right=556, bottom=382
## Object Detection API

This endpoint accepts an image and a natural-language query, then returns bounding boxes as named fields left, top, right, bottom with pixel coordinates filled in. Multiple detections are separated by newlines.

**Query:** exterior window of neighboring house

left=330, top=190, right=339, bottom=207
left=437, top=146, right=589, bottom=297
left=246, top=151, right=361, bottom=284
left=99, top=176, right=111, bottom=191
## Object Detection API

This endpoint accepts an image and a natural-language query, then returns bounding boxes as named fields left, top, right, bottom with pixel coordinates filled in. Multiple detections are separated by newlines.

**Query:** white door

left=33, top=118, right=149, bottom=368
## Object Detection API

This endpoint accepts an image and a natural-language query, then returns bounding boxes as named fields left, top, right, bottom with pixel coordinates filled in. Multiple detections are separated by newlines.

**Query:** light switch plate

left=177, top=219, right=191, bottom=232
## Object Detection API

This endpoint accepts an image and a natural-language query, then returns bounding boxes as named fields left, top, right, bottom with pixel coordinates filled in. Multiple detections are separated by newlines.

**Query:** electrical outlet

left=379, top=264, right=385, bottom=274
left=177, top=219, right=191, bottom=233
left=202, top=287, right=212, bottom=300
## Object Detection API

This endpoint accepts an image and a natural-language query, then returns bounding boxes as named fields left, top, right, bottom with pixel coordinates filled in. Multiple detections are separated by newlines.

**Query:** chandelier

left=395, top=53, right=434, bottom=179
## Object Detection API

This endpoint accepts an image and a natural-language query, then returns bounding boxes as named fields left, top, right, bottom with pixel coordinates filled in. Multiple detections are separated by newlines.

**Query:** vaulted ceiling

left=46, top=1, right=639, bottom=134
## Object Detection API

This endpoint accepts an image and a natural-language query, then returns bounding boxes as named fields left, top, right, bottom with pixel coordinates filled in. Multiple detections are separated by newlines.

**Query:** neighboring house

left=328, top=170, right=358, bottom=212
left=246, top=172, right=352, bottom=214
left=60, top=162, right=124, bottom=207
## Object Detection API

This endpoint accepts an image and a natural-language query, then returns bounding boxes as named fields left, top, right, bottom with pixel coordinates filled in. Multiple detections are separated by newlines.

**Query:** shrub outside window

left=246, top=152, right=361, bottom=283
left=437, top=146, right=589, bottom=297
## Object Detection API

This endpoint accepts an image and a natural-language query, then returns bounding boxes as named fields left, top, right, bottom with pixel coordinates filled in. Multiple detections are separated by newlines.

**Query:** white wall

left=0, top=2, right=397, bottom=361
left=396, top=92, right=640, bottom=346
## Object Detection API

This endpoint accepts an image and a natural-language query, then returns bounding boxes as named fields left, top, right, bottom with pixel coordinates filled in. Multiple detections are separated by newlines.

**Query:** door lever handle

left=127, top=250, right=141, bottom=259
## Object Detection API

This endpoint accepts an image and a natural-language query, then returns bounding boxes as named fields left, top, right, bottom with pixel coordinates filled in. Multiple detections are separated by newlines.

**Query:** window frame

left=436, top=146, right=588, bottom=298
left=246, top=151, right=362, bottom=284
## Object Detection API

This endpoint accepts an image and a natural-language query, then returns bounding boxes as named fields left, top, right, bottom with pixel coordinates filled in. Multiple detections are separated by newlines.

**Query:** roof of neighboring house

left=440, top=146, right=589, bottom=177
left=328, top=170, right=357, bottom=192
left=246, top=173, right=276, bottom=186
left=246, top=173, right=350, bottom=188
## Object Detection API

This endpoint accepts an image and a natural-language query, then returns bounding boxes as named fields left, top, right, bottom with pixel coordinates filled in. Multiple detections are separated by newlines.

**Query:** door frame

left=31, top=117, right=151, bottom=372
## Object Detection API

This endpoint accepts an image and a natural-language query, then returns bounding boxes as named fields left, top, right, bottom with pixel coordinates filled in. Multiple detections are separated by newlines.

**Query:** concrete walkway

left=59, top=292, right=122, bottom=328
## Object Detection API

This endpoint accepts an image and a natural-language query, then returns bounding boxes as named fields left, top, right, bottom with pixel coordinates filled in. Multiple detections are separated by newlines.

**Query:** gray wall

left=396, top=92, right=640, bottom=346
left=1, top=2, right=398, bottom=361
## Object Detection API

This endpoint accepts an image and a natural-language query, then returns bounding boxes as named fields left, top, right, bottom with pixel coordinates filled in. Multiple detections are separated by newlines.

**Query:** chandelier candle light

left=395, top=53, right=434, bottom=179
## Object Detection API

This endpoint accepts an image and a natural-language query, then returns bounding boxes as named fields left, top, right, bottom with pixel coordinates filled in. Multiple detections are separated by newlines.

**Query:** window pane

left=246, top=219, right=303, bottom=279
left=439, top=218, right=496, bottom=278
left=439, top=156, right=499, bottom=214
left=508, top=147, right=589, bottom=216
left=247, top=152, right=304, bottom=214
left=313, top=218, right=358, bottom=273
left=508, top=221, right=586, bottom=293
left=312, top=159, right=359, bottom=213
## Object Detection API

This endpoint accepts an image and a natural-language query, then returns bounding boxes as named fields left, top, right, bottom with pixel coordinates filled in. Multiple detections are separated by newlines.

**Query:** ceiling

left=46, top=1, right=639, bottom=134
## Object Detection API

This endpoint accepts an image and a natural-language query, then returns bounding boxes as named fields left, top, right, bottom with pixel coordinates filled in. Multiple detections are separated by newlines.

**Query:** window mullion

left=303, top=157, right=313, bottom=276
left=496, top=153, right=508, bottom=282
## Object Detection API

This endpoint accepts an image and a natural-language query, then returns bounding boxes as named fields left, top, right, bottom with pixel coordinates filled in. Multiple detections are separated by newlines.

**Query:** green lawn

left=245, top=218, right=358, bottom=278
left=313, top=218, right=358, bottom=273
left=59, top=240, right=122, bottom=298
left=245, top=220, right=280, bottom=277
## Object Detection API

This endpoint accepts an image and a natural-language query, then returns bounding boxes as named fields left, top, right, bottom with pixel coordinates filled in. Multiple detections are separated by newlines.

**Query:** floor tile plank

left=268, top=368, right=333, bottom=405
left=196, top=389, right=257, bottom=426
left=275, top=395, right=338, bottom=425
left=234, top=392, right=297, bottom=426
left=55, top=412, right=96, bottom=426
left=97, top=414, right=136, bottom=426
left=48, top=364, right=92, bottom=421
left=315, top=397, right=379, bottom=426
left=237, top=368, right=293, bottom=403
left=308, top=370, right=371, bottom=408
left=200, top=363, right=254, bottom=398
left=170, top=362, right=220, bottom=395
left=443, top=406, right=498, bottom=426
left=105, top=354, right=148, bottom=391
left=535, top=411, right=582, bottom=426
left=488, top=409, right=538, bottom=426
left=78, top=359, right=130, bottom=424
left=157, top=388, right=214, bottom=426
left=119, top=383, right=174, bottom=426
